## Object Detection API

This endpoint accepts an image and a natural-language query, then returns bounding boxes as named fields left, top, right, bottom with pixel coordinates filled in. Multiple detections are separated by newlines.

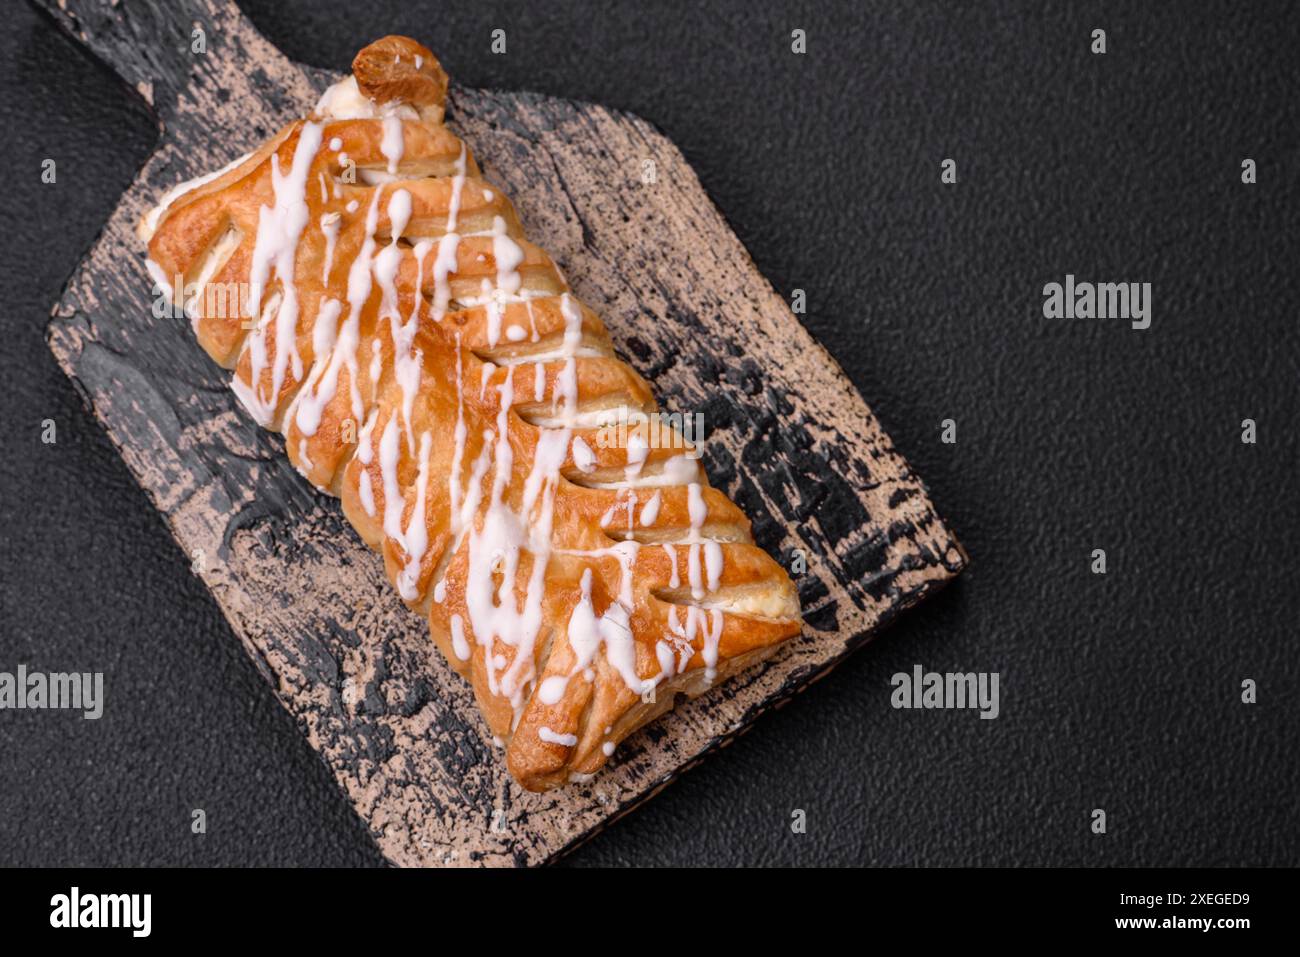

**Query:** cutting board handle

left=32, top=0, right=310, bottom=128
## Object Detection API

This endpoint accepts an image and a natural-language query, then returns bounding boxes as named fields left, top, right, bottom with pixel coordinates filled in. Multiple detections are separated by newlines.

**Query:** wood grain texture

left=38, top=0, right=966, bottom=866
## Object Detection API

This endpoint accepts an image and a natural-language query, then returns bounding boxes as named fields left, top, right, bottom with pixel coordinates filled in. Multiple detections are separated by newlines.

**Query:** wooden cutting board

left=38, top=0, right=966, bottom=866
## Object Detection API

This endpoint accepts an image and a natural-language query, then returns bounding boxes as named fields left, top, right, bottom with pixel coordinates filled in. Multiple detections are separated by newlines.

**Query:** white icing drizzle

left=702, top=608, right=724, bottom=682
left=686, top=482, right=707, bottom=600
left=640, top=490, right=662, bottom=526
left=687, top=482, right=707, bottom=526
left=379, top=416, right=405, bottom=541
left=288, top=188, right=382, bottom=439
left=625, top=431, right=648, bottom=480
left=319, top=212, right=340, bottom=283
left=533, top=359, right=547, bottom=402
left=351, top=405, right=378, bottom=512
left=380, top=115, right=404, bottom=174
left=538, top=727, right=578, bottom=747
left=486, top=299, right=503, bottom=348
left=663, top=542, right=680, bottom=588
left=372, top=189, right=426, bottom=453
left=446, top=340, right=471, bottom=534
left=429, top=231, right=461, bottom=320
left=396, top=430, right=434, bottom=600
left=622, top=490, right=639, bottom=533
left=387, top=187, right=412, bottom=241
left=446, top=145, right=467, bottom=233
left=546, top=541, right=648, bottom=707
left=524, top=300, right=540, bottom=342
left=571, top=436, right=596, bottom=472
left=311, top=298, right=343, bottom=369
left=705, top=541, right=724, bottom=592
left=491, top=215, right=525, bottom=297
left=369, top=337, right=382, bottom=384
left=537, top=675, right=567, bottom=705
left=450, top=614, right=470, bottom=661
left=664, top=604, right=723, bottom=682
left=358, top=469, right=375, bottom=517
left=233, top=122, right=323, bottom=426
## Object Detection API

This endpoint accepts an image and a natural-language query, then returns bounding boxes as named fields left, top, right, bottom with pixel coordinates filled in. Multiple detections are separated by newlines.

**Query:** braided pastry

left=139, top=36, right=801, bottom=791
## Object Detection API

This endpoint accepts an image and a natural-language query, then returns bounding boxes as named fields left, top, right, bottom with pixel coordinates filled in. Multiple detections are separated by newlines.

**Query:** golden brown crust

left=140, top=36, right=802, bottom=791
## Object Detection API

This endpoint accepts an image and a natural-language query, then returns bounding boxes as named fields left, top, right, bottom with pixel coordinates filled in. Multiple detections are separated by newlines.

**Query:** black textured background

left=1, top=0, right=1296, bottom=867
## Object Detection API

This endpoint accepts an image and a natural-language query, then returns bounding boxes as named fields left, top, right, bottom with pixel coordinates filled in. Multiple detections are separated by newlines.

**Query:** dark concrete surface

left=1, top=0, right=1296, bottom=866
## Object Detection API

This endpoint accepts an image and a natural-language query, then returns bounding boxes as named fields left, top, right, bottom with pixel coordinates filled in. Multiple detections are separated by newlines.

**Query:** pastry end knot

left=353, top=35, right=449, bottom=115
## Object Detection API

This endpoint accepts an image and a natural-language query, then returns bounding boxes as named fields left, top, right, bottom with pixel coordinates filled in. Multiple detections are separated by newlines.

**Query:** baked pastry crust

left=140, top=36, right=801, bottom=790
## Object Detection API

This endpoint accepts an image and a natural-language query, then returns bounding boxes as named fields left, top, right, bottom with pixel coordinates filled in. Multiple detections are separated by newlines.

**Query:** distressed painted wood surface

left=38, top=0, right=966, bottom=866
